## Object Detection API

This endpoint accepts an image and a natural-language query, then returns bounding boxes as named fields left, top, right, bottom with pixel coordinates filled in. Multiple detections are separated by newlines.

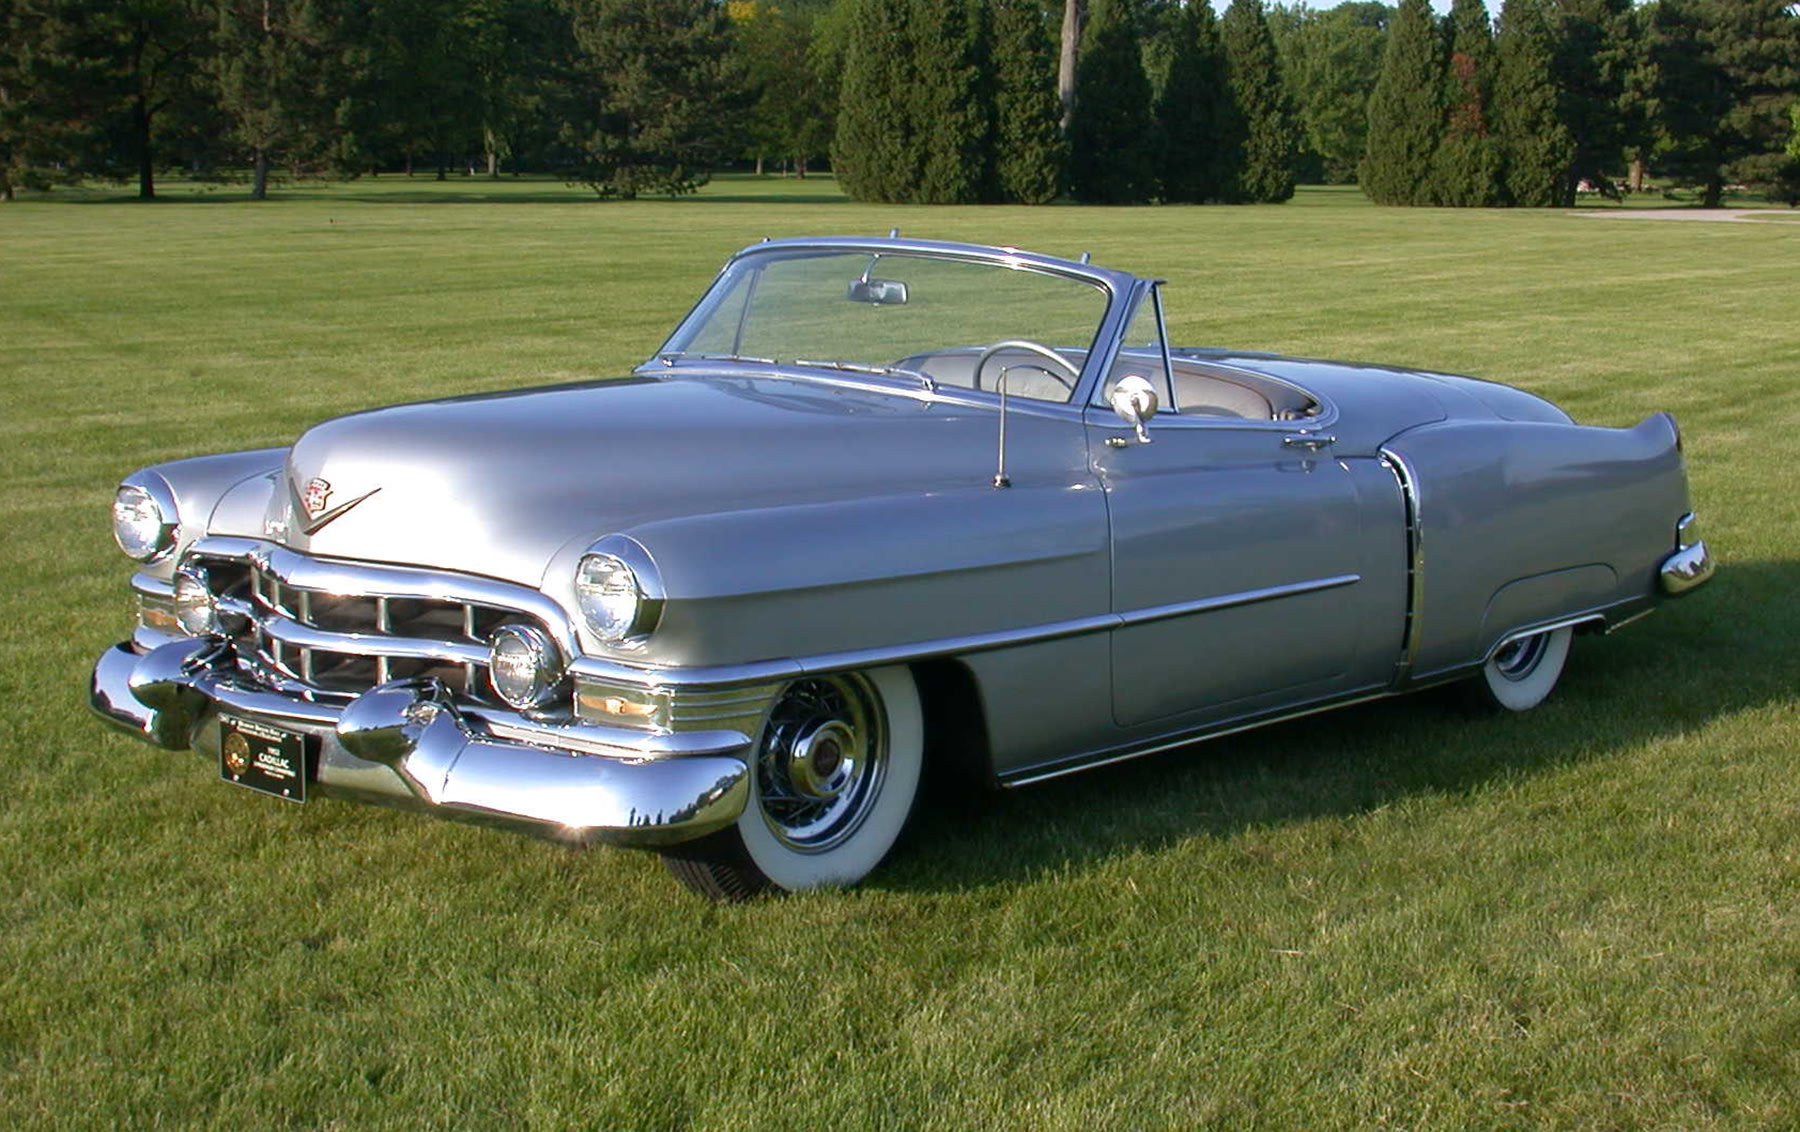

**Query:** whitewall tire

left=1472, top=626, right=1573, bottom=712
left=664, top=666, right=923, bottom=900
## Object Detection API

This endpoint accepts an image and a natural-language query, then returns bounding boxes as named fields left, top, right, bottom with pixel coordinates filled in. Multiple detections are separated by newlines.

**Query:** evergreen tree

left=207, top=0, right=339, bottom=200
left=1633, top=0, right=1732, bottom=204
left=1361, top=0, right=1441, bottom=204
left=992, top=0, right=1064, bottom=204
left=912, top=0, right=991, bottom=204
left=1221, top=0, right=1296, bottom=203
left=832, top=0, right=917, bottom=201
left=1066, top=0, right=1156, bottom=203
left=1789, top=101, right=1800, bottom=166
left=561, top=0, right=744, bottom=198
left=1492, top=0, right=1568, bottom=206
left=1156, top=0, right=1237, bottom=202
left=1708, top=0, right=1800, bottom=205
left=1548, top=0, right=1633, bottom=204
left=1429, top=0, right=1501, bottom=206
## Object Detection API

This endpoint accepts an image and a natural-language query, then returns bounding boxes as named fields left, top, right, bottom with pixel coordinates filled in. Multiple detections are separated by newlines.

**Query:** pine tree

left=992, top=0, right=1064, bottom=204
left=1708, top=0, right=1800, bottom=205
left=1156, top=0, right=1237, bottom=203
left=912, top=0, right=991, bottom=204
left=208, top=0, right=340, bottom=200
left=1492, top=0, right=1569, bottom=207
left=832, top=0, right=917, bottom=202
left=1066, top=0, right=1156, bottom=204
left=1548, top=0, right=1634, bottom=204
left=1361, top=0, right=1442, bottom=205
left=1221, top=0, right=1295, bottom=203
left=1429, top=0, right=1502, bottom=206
left=561, top=0, right=744, bottom=199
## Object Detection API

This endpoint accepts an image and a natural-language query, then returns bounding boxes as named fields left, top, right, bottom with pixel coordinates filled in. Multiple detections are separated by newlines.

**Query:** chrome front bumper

left=90, top=638, right=752, bottom=847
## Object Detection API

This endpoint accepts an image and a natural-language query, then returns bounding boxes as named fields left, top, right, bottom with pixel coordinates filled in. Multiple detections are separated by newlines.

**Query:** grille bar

left=184, top=537, right=570, bottom=706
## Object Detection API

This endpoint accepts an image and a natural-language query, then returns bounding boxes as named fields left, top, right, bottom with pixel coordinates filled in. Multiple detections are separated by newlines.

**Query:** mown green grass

left=3, top=177, right=1797, bottom=1130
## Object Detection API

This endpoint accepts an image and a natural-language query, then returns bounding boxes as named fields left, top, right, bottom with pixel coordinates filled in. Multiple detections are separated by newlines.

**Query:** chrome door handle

left=1282, top=434, right=1335, bottom=451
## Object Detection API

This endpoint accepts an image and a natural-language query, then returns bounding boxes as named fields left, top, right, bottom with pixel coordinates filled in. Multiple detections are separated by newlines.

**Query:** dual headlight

left=487, top=538, right=663, bottom=712
left=111, top=475, right=179, bottom=562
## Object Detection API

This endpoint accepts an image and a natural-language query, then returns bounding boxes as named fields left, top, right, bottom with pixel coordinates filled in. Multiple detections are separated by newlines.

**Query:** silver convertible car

left=91, top=236, right=1713, bottom=899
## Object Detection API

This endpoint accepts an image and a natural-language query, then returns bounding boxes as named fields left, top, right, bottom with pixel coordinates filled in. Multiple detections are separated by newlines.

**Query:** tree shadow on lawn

left=878, top=556, right=1784, bottom=896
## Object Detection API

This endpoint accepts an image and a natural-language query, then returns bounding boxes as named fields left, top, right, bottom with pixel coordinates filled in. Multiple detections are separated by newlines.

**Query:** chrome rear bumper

left=90, top=638, right=751, bottom=846
left=1659, top=539, right=1714, bottom=595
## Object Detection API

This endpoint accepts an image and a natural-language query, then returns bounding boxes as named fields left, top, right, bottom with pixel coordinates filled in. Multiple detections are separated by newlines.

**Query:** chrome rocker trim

left=91, top=638, right=751, bottom=847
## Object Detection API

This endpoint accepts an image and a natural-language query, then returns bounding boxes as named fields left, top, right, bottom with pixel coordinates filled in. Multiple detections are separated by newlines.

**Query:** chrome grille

left=186, top=543, right=566, bottom=705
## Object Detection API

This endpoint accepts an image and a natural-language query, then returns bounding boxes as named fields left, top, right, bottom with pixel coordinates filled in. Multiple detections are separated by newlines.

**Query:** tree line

left=1, top=0, right=1795, bottom=206
left=1361, top=0, right=1800, bottom=208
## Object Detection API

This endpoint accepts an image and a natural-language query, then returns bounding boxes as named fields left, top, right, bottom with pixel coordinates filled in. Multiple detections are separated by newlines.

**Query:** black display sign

left=218, top=714, right=314, bottom=803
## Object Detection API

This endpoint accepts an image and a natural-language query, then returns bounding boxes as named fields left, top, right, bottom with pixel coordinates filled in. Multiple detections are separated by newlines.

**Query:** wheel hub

left=786, top=719, right=857, bottom=800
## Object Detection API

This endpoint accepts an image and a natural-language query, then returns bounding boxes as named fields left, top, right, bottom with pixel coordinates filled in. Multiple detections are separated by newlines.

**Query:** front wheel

left=663, top=667, right=922, bottom=900
left=1466, top=626, right=1573, bottom=712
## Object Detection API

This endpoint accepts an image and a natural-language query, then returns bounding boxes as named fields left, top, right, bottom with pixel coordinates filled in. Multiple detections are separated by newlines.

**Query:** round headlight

left=112, top=482, right=176, bottom=561
left=576, top=553, right=644, bottom=642
left=488, top=624, right=566, bottom=711
left=173, top=568, right=219, bottom=636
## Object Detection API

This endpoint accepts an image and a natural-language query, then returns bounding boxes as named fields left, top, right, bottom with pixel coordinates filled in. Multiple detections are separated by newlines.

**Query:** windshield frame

left=645, top=237, right=1142, bottom=408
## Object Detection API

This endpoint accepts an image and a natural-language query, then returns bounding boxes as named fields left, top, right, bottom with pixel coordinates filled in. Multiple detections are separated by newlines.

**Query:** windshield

left=658, top=251, right=1111, bottom=404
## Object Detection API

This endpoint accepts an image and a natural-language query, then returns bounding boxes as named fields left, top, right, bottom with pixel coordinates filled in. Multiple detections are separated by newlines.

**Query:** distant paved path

left=1575, top=209, right=1784, bottom=223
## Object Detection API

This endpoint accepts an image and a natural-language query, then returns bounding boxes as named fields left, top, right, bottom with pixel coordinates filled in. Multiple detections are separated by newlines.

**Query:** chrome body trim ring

left=90, top=638, right=752, bottom=846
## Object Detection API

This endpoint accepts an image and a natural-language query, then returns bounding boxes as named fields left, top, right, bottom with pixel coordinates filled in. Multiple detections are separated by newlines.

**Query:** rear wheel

left=1466, top=626, right=1573, bottom=712
left=663, top=666, right=922, bottom=900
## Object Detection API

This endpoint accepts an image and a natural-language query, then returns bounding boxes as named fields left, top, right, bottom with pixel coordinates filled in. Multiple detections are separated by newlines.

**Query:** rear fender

left=1384, top=412, right=1689, bottom=678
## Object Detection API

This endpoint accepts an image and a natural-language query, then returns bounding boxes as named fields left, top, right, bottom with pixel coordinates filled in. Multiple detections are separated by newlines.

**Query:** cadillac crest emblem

left=301, top=477, right=333, bottom=517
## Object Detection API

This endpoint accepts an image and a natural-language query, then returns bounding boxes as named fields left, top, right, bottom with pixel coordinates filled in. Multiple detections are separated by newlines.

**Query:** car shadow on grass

left=877, top=556, right=1785, bottom=896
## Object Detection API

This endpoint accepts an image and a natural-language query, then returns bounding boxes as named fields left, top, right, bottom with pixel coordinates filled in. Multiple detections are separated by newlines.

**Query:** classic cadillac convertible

left=91, top=236, right=1713, bottom=899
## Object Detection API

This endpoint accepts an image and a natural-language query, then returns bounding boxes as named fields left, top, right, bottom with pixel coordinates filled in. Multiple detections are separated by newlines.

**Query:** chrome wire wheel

left=755, top=674, right=888, bottom=853
left=662, top=666, right=923, bottom=900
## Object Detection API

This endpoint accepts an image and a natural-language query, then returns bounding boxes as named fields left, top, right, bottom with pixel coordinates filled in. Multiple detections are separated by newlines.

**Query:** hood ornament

left=290, top=475, right=380, bottom=536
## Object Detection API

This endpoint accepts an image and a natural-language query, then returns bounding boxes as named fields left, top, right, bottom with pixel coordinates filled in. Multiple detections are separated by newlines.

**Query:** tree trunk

left=1702, top=175, right=1722, bottom=208
left=135, top=97, right=155, bottom=199
left=1628, top=155, right=1645, bottom=194
left=435, top=155, right=447, bottom=181
left=1059, top=0, right=1083, bottom=134
left=754, top=153, right=763, bottom=176
left=404, top=153, right=413, bottom=176
left=797, top=155, right=806, bottom=179
left=487, top=150, right=498, bottom=178
left=251, top=148, right=269, bottom=200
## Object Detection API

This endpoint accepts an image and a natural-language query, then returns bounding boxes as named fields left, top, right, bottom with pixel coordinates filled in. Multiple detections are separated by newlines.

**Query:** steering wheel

left=972, top=339, right=1081, bottom=398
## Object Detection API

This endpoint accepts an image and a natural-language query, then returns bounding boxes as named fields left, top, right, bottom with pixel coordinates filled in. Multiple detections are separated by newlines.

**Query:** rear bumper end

left=1659, top=514, right=1714, bottom=596
left=90, top=638, right=752, bottom=847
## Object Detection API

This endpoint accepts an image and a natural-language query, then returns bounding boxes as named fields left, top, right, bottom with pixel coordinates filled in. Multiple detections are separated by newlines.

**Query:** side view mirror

left=1109, top=375, right=1158, bottom=444
left=847, top=278, right=908, bottom=305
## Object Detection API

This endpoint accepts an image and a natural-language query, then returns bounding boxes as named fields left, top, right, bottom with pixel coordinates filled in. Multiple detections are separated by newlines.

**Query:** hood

left=266, top=374, right=1054, bottom=587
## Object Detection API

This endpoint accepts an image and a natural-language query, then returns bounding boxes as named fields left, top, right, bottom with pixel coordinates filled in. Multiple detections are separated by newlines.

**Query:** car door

left=1090, top=407, right=1385, bottom=729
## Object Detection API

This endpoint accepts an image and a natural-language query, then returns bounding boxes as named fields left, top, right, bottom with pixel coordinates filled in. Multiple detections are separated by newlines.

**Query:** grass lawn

left=2, top=175, right=1797, bottom=1130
